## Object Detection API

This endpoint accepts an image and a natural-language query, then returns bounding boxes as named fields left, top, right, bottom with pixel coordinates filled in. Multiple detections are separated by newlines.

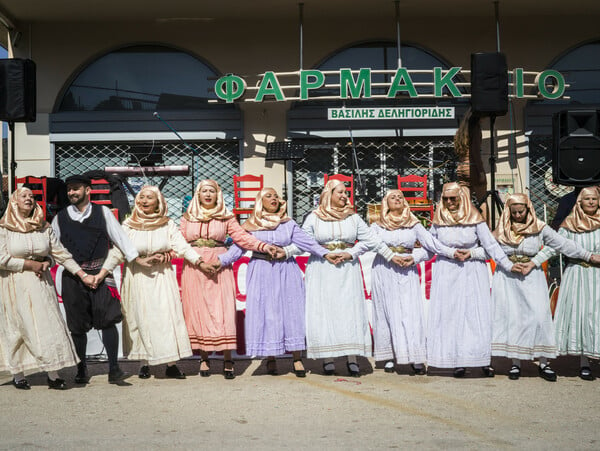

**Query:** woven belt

left=569, top=258, right=592, bottom=268
left=508, top=255, right=531, bottom=263
left=325, top=242, right=353, bottom=251
left=193, top=238, right=224, bottom=248
left=80, top=258, right=104, bottom=270
left=251, top=251, right=275, bottom=261
left=29, top=255, right=47, bottom=262
left=389, top=245, right=412, bottom=254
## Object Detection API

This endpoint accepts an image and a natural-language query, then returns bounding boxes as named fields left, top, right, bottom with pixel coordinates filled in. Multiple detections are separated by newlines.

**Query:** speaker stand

left=479, top=115, right=504, bottom=229
left=9, top=121, right=16, bottom=194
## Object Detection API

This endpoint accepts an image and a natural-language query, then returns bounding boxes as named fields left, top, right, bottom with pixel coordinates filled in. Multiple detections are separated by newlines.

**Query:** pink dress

left=180, top=217, right=266, bottom=351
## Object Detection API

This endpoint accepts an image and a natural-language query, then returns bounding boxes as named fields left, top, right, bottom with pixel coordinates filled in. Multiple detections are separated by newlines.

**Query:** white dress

left=427, top=222, right=512, bottom=368
left=552, top=228, right=600, bottom=358
left=104, top=220, right=199, bottom=365
left=302, top=213, right=393, bottom=359
left=491, top=227, right=590, bottom=360
left=369, top=223, right=455, bottom=364
left=0, top=227, right=80, bottom=379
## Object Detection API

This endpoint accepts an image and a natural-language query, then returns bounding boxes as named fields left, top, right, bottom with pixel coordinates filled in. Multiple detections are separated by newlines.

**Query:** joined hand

left=324, top=252, right=351, bottom=265
left=510, top=261, right=536, bottom=276
left=35, top=261, right=50, bottom=278
left=454, top=249, right=471, bottom=261
left=391, top=255, right=414, bottom=267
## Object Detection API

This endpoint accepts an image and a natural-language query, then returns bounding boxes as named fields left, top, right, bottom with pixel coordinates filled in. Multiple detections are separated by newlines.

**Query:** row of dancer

left=111, top=179, right=598, bottom=380
left=429, top=184, right=599, bottom=380
left=0, top=176, right=598, bottom=389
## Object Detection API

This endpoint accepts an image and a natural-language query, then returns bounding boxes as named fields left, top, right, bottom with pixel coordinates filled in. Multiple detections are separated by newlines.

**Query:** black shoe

left=223, top=360, right=235, bottom=380
left=47, top=377, right=67, bottom=390
left=293, top=359, right=306, bottom=378
left=384, top=360, right=395, bottom=373
left=12, top=378, right=31, bottom=390
left=165, top=365, right=186, bottom=379
left=108, top=367, right=130, bottom=384
left=482, top=366, right=495, bottom=378
left=453, top=367, right=466, bottom=378
left=539, top=364, right=557, bottom=382
left=75, top=362, right=89, bottom=384
left=580, top=366, right=594, bottom=381
left=266, top=359, right=278, bottom=376
left=346, top=362, right=360, bottom=377
left=74, top=369, right=90, bottom=384
left=411, top=364, right=427, bottom=375
left=138, top=365, right=151, bottom=379
left=508, top=365, right=521, bottom=380
left=199, top=360, right=210, bottom=377
left=323, top=362, right=335, bottom=376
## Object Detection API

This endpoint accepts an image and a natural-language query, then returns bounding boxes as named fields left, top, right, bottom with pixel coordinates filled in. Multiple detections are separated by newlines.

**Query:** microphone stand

left=348, top=127, right=364, bottom=209
left=153, top=112, right=201, bottom=189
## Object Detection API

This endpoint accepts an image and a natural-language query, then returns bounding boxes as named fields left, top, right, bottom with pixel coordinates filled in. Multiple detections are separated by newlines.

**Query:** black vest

left=57, top=204, right=110, bottom=264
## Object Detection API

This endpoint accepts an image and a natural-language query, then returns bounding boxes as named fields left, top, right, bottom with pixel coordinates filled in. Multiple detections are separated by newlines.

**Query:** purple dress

left=219, top=220, right=328, bottom=357
left=368, top=223, right=456, bottom=364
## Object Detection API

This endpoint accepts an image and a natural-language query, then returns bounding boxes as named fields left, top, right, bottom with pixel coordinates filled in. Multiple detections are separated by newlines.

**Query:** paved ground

left=1, top=355, right=599, bottom=450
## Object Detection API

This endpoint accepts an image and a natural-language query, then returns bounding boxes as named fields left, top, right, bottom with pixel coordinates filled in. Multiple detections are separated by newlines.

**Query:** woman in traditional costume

left=427, top=182, right=514, bottom=377
left=218, top=187, right=333, bottom=377
left=301, top=179, right=401, bottom=377
left=491, top=193, right=594, bottom=381
left=0, top=188, right=87, bottom=390
left=98, top=186, right=200, bottom=380
left=367, top=189, right=459, bottom=375
left=179, top=179, right=277, bottom=379
left=551, top=186, right=600, bottom=380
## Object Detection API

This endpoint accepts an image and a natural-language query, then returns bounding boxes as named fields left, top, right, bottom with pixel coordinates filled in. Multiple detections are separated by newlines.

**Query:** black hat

left=65, top=174, right=92, bottom=187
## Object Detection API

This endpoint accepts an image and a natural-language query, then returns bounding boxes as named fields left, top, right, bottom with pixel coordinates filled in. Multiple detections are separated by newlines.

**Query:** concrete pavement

left=1, top=355, right=598, bottom=450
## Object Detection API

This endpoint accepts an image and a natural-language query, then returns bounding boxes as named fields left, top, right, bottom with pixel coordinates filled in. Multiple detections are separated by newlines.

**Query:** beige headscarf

left=314, top=179, right=355, bottom=222
left=493, top=193, right=545, bottom=246
left=184, top=179, right=234, bottom=223
left=243, top=187, right=291, bottom=232
left=560, top=186, right=600, bottom=233
left=0, top=187, right=47, bottom=233
left=432, top=182, right=484, bottom=226
left=124, top=185, right=170, bottom=231
left=376, top=189, right=420, bottom=230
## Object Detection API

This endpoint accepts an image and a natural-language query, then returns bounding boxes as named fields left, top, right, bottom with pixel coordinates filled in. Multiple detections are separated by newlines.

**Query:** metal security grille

left=54, top=141, right=240, bottom=223
left=528, top=135, right=573, bottom=223
left=291, top=137, right=457, bottom=223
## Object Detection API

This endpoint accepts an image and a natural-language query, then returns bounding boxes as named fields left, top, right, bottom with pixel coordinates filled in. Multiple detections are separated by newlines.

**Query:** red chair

left=15, top=176, right=47, bottom=219
left=397, top=174, right=434, bottom=220
left=90, top=178, right=119, bottom=220
left=90, top=178, right=112, bottom=206
left=324, top=173, right=355, bottom=207
left=233, top=174, right=264, bottom=217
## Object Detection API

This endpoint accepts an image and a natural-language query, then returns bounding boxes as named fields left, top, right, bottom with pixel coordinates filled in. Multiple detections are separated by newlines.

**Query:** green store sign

left=214, top=67, right=565, bottom=103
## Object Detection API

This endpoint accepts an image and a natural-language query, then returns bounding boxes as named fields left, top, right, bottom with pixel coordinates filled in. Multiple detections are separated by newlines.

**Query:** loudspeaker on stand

left=552, top=109, right=600, bottom=186
left=0, top=58, right=36, bottom=123
left=470, top=52, right=508, bottom=117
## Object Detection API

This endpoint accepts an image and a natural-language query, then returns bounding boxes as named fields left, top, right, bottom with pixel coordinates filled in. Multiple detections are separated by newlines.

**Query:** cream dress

left=302, top=213, right=393, bottom=359
left=0, top=226, right=80, bottom=380
left=104, top=220, right=199, bottom=365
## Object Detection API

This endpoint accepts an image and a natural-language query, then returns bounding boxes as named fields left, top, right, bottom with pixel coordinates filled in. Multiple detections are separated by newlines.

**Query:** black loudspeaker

left=552, top=110, right=600, bottom=186
left=470, top=52, right=508, bottom=117
left=0, top=58, right=36, bottom=122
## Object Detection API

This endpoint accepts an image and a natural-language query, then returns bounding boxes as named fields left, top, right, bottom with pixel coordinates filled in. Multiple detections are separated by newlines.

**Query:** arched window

left=57, top=44, right=221, bottom=112
left=530, top=40, right=600, bottom=105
